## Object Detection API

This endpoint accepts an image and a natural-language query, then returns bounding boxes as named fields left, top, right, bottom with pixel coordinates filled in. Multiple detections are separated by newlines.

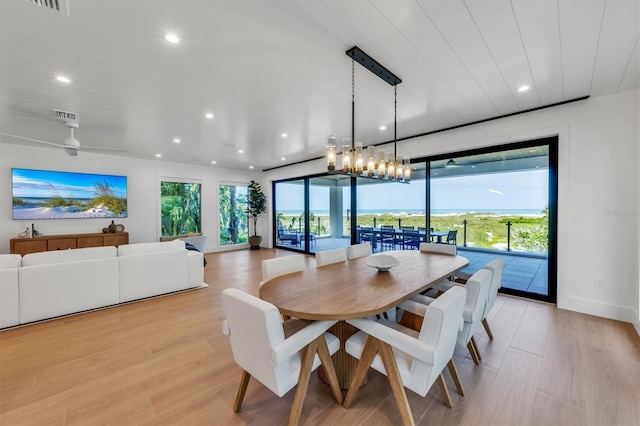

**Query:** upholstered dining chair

left=346, top=242, right=372, bottom=260
left=221, top=288, right=343, bottom=426
left=427, top=259, right=504, bottom=339
left=419, top=242, right=457, bottom=255
left=260, top=255, right=305, bottom=286
left=315, top=247, right=347, bottom=267
left=402, top=268, right=492, bottom=365
left=343, top=286, right=467, bottom=425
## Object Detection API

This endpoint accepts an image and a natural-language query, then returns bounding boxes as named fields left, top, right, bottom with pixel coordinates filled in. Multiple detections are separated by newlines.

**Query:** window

left=160, top=180, right=201, bottom=237
left=219, top=184, right=248, bottom=245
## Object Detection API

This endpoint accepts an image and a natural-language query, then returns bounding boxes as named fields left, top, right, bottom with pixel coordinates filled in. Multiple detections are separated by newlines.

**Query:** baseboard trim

left=560, top=295, right=638, bottom=326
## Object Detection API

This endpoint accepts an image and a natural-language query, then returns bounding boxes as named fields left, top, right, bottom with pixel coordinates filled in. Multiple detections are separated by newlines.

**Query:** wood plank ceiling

left=0, top=0, right=637, bottom=170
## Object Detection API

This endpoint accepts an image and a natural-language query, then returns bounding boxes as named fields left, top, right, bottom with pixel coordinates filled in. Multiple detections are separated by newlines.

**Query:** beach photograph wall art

left=12, top=168, right=127, bottom=220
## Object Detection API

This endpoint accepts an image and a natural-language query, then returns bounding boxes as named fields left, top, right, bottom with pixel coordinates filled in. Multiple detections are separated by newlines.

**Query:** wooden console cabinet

left=10, top=232, right=129, bottom=256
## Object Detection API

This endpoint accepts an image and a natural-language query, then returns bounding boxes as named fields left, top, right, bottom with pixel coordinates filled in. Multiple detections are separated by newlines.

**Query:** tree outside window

left=220, top=184, right=248, bottom=245
left=160, top=181, right=201, bottom=237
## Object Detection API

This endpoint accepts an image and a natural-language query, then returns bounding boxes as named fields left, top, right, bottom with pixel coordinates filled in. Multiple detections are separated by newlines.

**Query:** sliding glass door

left=425, top=137, right=557, bottom=302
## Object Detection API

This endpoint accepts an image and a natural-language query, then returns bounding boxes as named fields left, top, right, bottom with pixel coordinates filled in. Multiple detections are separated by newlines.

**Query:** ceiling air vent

left=54, top=109, right=79, bottom=124
left=26, top=0, right=70, bottom=16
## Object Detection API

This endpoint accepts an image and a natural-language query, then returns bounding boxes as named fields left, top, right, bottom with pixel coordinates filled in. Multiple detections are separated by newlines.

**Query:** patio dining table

left=356, top=227, right=450, bottom=249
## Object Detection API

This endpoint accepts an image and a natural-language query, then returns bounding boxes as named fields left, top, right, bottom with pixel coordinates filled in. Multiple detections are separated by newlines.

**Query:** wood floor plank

left=537, top=323, right=586, bottom=408
left=1, top=248, right=639, bottom=426
left=471, top=310, right=522, bottom=370
left=510, top=302, right=550, bottom=356
left=471, top=348, right=541, bottom=426
left=417, top=357, right=498, bottom=426
left=530, top=390, right=587, bottom=426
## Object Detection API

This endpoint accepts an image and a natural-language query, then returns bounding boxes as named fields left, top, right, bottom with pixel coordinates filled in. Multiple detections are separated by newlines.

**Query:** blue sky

left=277, top=169, right=548, bottom=211
left=12, top=168, right=127, bottom=199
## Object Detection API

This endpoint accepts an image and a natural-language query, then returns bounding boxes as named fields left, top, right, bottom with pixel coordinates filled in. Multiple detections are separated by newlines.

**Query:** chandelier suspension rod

left=352, top=58, right=355, bottom=156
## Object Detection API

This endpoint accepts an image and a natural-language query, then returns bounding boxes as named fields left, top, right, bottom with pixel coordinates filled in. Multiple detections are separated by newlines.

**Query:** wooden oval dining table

left=259, top=250, right=469, bottom=389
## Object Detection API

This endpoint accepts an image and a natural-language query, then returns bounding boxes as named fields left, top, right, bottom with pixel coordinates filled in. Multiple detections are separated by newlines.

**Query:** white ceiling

left=0, top=0, right=638, bottom=170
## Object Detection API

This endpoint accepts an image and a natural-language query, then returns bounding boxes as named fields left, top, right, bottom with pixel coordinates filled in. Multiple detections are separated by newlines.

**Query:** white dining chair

left=419, top=242, right=457, bottom=255
left=221, top=288, right=343, bottom=426
left=315, top=247, right=347, bottom=267
left=346, top=242, right=372, bottom=260
left=428, top=259, right=504, bottom=339
left=343, top=286, right=467, bottom=425
left=260, top=255, right=305, bottom=286
left=400, top=268, right=492, bottom=365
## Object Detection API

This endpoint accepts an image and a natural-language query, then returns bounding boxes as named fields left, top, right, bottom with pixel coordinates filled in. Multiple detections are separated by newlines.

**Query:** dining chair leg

left=482, top=318, right=494, bottom=340
left=344, top=337, right=378, bottom=408
left=289, top=339, right=318, bottom=426
left=447, top=359, right=464, bottom=397
left=436, top=373, right=453, bottom=409
left=378, top=339, right=415, bottom=426
left=233, top=370, right=251, bottom=412
left=467, top=341, right=480, bottom=365
left=471, top=336, right=482, bottom=361
left=316, top=335, right=343, bottom=404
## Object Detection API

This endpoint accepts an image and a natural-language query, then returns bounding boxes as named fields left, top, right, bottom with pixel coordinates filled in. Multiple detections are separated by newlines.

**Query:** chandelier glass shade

left=326, top=46, right=410, bottom=183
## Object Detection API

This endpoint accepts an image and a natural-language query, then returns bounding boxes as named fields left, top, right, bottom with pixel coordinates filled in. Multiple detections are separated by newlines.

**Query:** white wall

left=0, top=145, right=262, bottom=254
left=264, top=89, right=640, bottom=328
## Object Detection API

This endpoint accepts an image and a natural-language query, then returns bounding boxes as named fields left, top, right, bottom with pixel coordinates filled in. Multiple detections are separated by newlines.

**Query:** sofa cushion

left=22, top=246, right=117, bottom=267
left=19, top=257, right=119, bottom=324
left=0, top=254, right=21, bottom=269
left=118, top=240, right=185, bottom=257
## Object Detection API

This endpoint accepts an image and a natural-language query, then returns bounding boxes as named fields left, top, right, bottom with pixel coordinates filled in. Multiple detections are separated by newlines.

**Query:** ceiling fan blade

left=0, top=132, right=64, bottom=148
left=64, top=147, right=78, bottom=156
left=82, top=146, right=130, bottom=153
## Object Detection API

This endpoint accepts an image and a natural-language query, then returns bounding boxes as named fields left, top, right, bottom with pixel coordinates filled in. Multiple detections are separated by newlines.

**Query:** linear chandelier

left=327, top=46, right=410, bottom=183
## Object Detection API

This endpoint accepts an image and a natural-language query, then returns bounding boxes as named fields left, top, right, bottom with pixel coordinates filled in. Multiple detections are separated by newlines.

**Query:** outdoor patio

left=308, top=236, right=549, bottom=296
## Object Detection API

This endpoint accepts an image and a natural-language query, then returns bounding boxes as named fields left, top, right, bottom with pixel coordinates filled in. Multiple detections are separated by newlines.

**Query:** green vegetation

left=277, top=209, right=549, bottom=253
left=90, top=180, right=127, bottom=215
left=12, top=197, right=27, bottom=207
left=161, top=181, right=201, bottom=237
left=246, top=181, right=267, bottom=237
left=220, top=185, right=248, bottom=245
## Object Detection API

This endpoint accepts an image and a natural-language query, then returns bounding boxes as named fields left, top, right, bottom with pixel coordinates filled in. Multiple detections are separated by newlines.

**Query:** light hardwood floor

left=1, top=249, right=639, bottom=425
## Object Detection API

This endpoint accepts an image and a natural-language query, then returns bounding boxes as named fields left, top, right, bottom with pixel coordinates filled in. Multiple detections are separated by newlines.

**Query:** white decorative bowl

left=365, top=254, right=400, bottom=272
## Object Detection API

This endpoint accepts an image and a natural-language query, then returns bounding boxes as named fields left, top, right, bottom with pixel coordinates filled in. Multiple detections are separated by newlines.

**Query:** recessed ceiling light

left=434, top=172, right=438, bottom=175
left=173, top=138, right=181, bottom=143
left=281, top=157, right=286, bottom=161
left=528, top=148, right=536, bottom=153
left=56, top=75, right=71, bottom=83
left=281, top=133, right=287, bottom=138
left=238, top=149, right=244, bottom=154
left=379, top=125, right=387, bottom=131
left=165, top=33, right=180, bottom=44
left=518, top=85, right=530, bottom=92
left=471, top=165, right=476, bottom=168
left=249, top=166, right=254, bottom=169
left=155, top=153, right=162, bottom=158
left=211, top=160, right=217, bottom=164
left=205, top=112, right=214, bottom=119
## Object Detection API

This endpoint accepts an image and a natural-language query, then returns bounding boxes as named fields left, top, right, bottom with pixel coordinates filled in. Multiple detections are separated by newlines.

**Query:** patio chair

left=277, top=225, right=300, bottom=246
left=446, top=230, right=457, bottom=245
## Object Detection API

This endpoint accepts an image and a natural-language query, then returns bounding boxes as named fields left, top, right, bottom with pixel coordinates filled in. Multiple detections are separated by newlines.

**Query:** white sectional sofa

left=1, top=240, right=205, bottom=328
left=118, top=240, right=201, bottom=303
left=0, top=254, right=21, bottom=328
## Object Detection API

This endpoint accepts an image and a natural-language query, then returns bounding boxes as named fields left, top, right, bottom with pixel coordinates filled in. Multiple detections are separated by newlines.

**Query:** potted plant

left=246, top=180, right=267, bottom=250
